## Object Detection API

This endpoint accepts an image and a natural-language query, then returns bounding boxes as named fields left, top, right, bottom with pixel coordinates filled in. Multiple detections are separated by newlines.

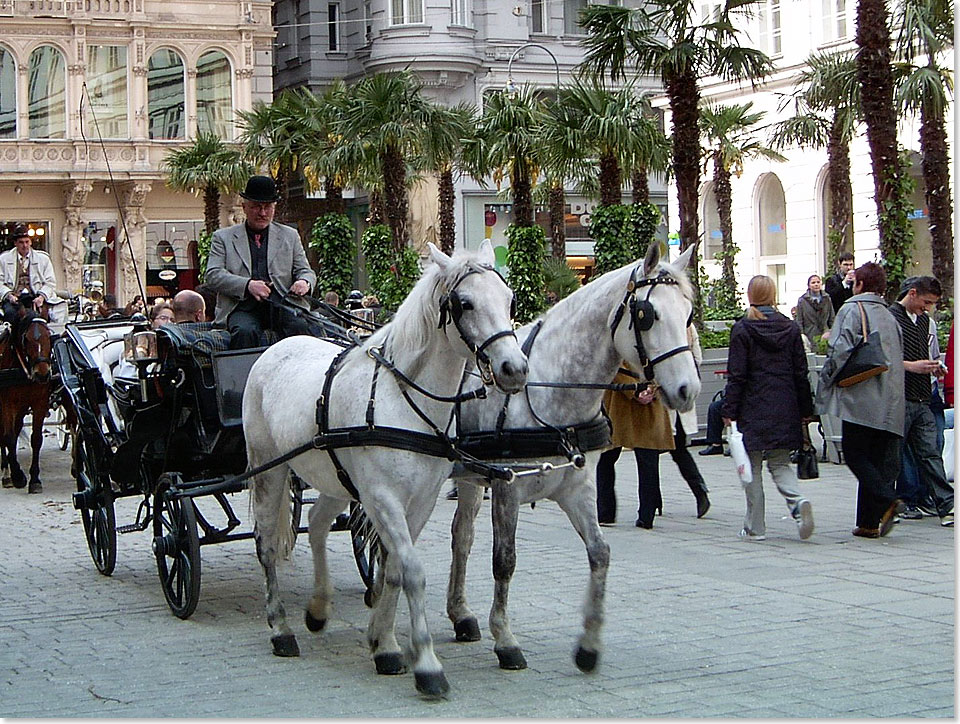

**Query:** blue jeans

left=896, top=385, right=947, bottom=506
left=896, top=397, right=953, bottom=514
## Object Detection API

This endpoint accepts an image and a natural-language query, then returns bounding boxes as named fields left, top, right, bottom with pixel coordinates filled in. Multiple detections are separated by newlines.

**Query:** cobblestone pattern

left=0, top=430, right=954, bottom=717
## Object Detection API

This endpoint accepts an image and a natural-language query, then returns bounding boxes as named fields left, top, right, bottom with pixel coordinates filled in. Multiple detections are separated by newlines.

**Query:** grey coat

left=205, top=221, right=316, bottom=325
left=796, top=290, right=835, bottom=344
left=815, top=293, right=905, bottom=436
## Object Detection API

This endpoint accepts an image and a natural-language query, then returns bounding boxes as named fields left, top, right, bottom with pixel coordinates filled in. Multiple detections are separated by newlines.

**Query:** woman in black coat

left=722, top=275, right=815, bottom=541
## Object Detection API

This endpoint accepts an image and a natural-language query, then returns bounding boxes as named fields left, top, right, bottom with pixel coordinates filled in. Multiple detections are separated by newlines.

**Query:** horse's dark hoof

left=374, top=652, right=407, bottom=675
left=11, top=472, right=26, bottom=489
left=574, top=646, right=599, bottom=672
left=414, top=671, right=450, bottom=698
left=1, top=476, right=12, bottom=488
left=28, top=480, right=42, bottom=495
left=304, top=610, right=326, bottom=632
left=495, top=647, right=527, bottom=670
left=454, top=617, right=481, bottom=642
left=271, top=633, right=300, bottom=657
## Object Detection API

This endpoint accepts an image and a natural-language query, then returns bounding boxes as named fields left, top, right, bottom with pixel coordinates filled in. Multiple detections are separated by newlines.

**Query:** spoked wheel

left=349, top=502, right=384, bottom=608
left=54, top=405, right=71, bottom=451
left=73, top=432, right=117, bottom=576
left=290, top=473, right=305, bottom=541
left=152, top=475, right=201, bottom=620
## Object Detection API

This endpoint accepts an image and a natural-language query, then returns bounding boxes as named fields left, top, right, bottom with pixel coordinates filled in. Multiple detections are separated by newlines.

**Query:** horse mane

left=362, top=249, right=488, bottom=374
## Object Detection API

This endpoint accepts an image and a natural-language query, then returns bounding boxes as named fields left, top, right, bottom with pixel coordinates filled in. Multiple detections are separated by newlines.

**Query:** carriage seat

left=157, top=322, right=278, bottom=369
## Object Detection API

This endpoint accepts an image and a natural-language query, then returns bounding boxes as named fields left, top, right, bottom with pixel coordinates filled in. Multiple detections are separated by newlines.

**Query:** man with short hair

left=172, top=289, right=206, bottom=324
left=889, top=275, right=953, bottom=526
left=824, top=252, right=856, bottom=311
left=205, top=175, right=316, bottom=348
left=0, top=224, right=57, bottom=326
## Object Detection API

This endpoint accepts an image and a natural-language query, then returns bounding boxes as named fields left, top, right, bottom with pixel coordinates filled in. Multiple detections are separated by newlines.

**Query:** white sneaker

left=796, top=500, right=815, bottom=540
left=738, top=528, right=766, bottom=541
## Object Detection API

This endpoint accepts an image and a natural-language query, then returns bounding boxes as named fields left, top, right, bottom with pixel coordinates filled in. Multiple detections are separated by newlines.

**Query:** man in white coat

left=205, top=176, right=317, bottom=348
left=1, top=224, right=58, bottom=330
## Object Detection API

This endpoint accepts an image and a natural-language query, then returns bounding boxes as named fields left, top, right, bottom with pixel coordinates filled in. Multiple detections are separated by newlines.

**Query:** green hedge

left=362, top=224, right=420, bottom=311
left=505, top=223, right=545, bottom=323
left=309, top=212, right=355, bottom=300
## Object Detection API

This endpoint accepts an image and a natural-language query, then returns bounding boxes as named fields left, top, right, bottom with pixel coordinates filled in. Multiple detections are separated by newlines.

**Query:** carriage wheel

left=55, top=405, right=71, bottom=451
left=348, top=502, right=384, bottom=607
left=152, top=476, right=201, bottom=620
left=290, top=474, right=305, bottom=541
left=74, top=433, right=117, bottom=576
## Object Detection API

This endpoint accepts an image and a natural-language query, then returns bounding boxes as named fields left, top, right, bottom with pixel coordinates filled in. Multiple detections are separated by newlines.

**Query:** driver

left=0, top=224, right=58, bottom=331
left=205, top=176, right=316, bottom=349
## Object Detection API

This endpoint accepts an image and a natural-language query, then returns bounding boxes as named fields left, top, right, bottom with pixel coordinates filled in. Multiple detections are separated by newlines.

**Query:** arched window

left=196, top=50, right=233, bottom=138
left=84, top=45, right=128, bottom=139
left=0, top=47, right=15, bottom=138
left=28, top=45, right=66, bottom=139
left=148, top=49, right=185, bottom=139
left=700, top=183, right=722, bottom=261
left=756, top=173, right=788, bottom=302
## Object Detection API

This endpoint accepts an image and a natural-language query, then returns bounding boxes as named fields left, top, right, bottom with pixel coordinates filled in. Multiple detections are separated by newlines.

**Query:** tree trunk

left=438, top=167, right=456, bottom=256
left=274, top=168, right=288, bottom=221
left=369, top=189, right=384, bottom=225
left=203, top=185, right=221, bottom=235
left=920, top=97, right=953, bottom=300
left=549, top=183, right=566, bottom=259
left=382, top=143, right=409, bottom=252
left=713, top=153, right=736, bottom=299
left=511, top=160, right=534, bottom=227
left=631, top=168, right=649, bottom=206
left=826, top=116, right=853, bottom=251
left=665, top=68, right=702, bottom=322
left=325, top=177, right=344, bottom=215
left=599, top=151, right=621, bottom=207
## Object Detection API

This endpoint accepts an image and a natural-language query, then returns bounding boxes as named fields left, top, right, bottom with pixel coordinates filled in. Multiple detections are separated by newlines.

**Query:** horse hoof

left=374, top=652, right=406, bottom=675
left=363, top=587, right=377, bottom=608
left=454, top=617, right=481, bottom=642
left=28, top=480, right=42, bottom=495
left=574, top=646, right=599, bottom=672
left=414, top=671, right=450, bottom=698
left=1, top=476, right=12, bottom=488
left=304, top=610, right=326, bottom=632
left=271, top=633, right=300, bottom=657
left=11, top=473, right=26, bottom=489
left=495, top=647, right=527, bottom=670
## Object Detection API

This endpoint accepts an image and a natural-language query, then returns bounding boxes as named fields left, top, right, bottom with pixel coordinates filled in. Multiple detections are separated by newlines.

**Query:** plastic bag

left=727, top=421, right=752, bottom=484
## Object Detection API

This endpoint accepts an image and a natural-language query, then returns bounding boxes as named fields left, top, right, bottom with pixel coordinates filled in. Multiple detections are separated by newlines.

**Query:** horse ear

left=428, top=242, right=451, bottom=271
left=642, top=240, right=661, bottom=277
left=674, top=242, right=695, bottom=272
left=476, top=239, right=495, bottom=268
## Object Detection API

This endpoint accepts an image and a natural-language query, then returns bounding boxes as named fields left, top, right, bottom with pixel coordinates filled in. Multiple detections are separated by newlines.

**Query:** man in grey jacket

left=1, top=224, right=58, bottom=326
left=205, top=176, right=317, bottom=348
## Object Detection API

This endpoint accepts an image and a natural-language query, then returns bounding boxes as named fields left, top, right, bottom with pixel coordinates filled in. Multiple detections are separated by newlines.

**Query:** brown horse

left=0, top=309, right=53, bottom=494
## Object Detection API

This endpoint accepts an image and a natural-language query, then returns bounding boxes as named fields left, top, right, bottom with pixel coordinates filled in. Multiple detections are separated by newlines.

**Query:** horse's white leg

left=251, top=459, right=299, bottom=657
left=551, top=470, right=610, bottom=673
left=304, top=493, right=343, bottom=633
left=366, top=549, right=405, bottom=675
left=446, top=481, right=484, bottom=642
left=362, top=495, right=449, bottom=697
left=488, top=483, right=526, bottom=670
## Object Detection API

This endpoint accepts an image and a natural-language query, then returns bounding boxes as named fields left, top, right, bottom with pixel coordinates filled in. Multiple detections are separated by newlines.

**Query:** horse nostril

left=678, top=384, right=688, bottom=401
left=501, top=359, right=526, bottom=379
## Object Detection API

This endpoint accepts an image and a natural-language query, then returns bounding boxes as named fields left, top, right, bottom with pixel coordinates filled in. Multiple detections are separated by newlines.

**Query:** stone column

left=61, top=181, right=93, bottom=295
left=117, top=181, right=151, bottom=304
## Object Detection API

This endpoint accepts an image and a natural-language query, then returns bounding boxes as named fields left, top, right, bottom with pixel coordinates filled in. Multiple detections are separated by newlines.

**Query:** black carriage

left=53, top=305, right=381, bottom=619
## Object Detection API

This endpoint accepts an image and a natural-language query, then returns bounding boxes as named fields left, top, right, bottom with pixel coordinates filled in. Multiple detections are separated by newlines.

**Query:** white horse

left=445, top=242, right=700, bottom=673
left=243, top=241, right=528, bottom=698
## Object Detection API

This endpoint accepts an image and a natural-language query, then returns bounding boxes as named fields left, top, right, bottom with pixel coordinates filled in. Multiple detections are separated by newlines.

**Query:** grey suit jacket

left=205, top=221, right=317, bottom=325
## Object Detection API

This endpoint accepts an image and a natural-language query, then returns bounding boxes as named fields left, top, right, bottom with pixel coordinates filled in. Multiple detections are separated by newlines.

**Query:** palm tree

left=338, top=72, right=432, bottom=252
left=770, top=50, right=860, bottom=269
left=701, top=102, right=785, bottom=301
left=540, top=93, right=591, bottom=259
left=624, top=94, right=671, bottom=206
left=579, top=2, right=772, bottom=322
left=162, top=132, right=252, bottom=234
left=298, top=80, right=354, bottom=215
left=421, top=102, right=478, bottom=255
left=856, top=0, right=913, bottom=298
left=894, top=0, right=954, bottom=297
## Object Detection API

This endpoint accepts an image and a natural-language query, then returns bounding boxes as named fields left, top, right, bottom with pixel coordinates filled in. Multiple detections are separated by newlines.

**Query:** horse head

left=608, top=242, right=701, bottom=412
left=16, top=313, right=53, bottom=383
left=421, top=240, right=528, bottom=394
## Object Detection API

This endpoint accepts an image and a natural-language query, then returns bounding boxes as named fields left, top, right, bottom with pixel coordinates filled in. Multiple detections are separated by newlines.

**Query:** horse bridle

left=16, top=317, right=52, bottom=381
left=438, top=266, right=517, bottom=386
left=609, top=266, right=692, bottom=381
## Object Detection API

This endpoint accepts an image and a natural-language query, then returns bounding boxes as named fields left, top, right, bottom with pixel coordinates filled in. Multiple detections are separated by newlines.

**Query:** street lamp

left=505, top=42, right=562, bottom=95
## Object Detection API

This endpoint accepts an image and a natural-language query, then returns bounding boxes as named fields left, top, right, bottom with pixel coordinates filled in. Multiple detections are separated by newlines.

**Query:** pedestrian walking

left=722, top=275, right=815, bottom=541
left=825, top=251, right=856, bottom=311
left=796, top=273, right=835, bottom=350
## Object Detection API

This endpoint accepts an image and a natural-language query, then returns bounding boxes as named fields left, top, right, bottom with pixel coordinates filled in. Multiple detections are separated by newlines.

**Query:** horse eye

left=459, top=299, right=474, bottom=312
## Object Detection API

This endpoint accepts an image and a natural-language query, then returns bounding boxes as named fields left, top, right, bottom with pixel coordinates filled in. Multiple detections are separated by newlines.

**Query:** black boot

left=687, top=478, right=710, bottom=518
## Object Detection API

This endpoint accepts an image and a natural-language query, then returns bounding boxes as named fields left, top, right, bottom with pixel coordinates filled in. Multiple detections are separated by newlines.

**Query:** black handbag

left=835, top=302, right=889, bottom=388
left=796, top=424, right=819, bottom=480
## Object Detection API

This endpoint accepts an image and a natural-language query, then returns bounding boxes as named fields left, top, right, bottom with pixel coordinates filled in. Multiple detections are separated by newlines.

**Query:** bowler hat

left=10, top=223, right=29, bottom=240
left=240, top=175, right=280, bottom=203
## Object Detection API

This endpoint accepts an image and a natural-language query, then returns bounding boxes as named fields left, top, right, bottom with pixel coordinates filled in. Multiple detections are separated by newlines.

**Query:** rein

left=15, top=317, right=52, bottom=380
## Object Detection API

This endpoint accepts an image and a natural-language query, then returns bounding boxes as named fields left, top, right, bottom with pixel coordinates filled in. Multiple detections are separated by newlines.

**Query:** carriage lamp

left=124, top=330, right=158, bottom=363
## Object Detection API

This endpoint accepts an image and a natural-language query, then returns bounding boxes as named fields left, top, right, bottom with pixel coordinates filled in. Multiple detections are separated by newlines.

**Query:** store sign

left=158, top=269, right=177, bottom=281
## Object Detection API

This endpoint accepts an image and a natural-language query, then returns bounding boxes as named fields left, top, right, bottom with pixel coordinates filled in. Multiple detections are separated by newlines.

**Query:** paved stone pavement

left=0, top=428, right=954, bottom=717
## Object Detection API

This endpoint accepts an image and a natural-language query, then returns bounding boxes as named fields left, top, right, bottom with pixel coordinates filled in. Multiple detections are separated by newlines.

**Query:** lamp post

left=505, top=42, right=562, bottom=94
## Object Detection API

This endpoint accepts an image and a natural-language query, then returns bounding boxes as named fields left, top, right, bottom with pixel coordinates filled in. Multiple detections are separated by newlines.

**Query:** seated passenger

left=173, top=289, right=206, bottom=324
left=204, top=175, right=316, bottom=349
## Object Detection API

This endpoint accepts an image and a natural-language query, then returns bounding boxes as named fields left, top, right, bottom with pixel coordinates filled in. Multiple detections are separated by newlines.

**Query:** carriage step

left=116, top=522, right=149, bottom=534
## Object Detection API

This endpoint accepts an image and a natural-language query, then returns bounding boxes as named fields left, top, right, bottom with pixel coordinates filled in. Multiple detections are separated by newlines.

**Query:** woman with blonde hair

left=722, top=275, right=815, bottom=541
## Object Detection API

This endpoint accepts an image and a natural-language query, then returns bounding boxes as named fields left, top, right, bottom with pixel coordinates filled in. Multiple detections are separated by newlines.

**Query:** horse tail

left=275, top=469, right=297, bottom=561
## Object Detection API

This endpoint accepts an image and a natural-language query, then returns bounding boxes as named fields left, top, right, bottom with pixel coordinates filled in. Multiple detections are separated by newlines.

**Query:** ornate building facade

left=0, top=0, right=275, bottom=304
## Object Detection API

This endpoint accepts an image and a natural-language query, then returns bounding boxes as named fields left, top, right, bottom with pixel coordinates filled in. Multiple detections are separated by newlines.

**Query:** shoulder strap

left=856, top=302, right=869, bottom=337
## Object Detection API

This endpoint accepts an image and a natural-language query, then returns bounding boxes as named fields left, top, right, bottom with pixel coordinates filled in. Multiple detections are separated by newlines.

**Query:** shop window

left=81, top=221, right=117, bottom=299
left=28, top=45, right=66, bottom=139
left=196, top=50, right=233, bottom=138
left=145, top=220, right=204, bottom=296
left=148, top=49, right=185, bottom=140
left=0, top=47, right=15, bottom=138
left=0, top=222, right=49, bottom=252
left=84, top=45, right=128, bottom=139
